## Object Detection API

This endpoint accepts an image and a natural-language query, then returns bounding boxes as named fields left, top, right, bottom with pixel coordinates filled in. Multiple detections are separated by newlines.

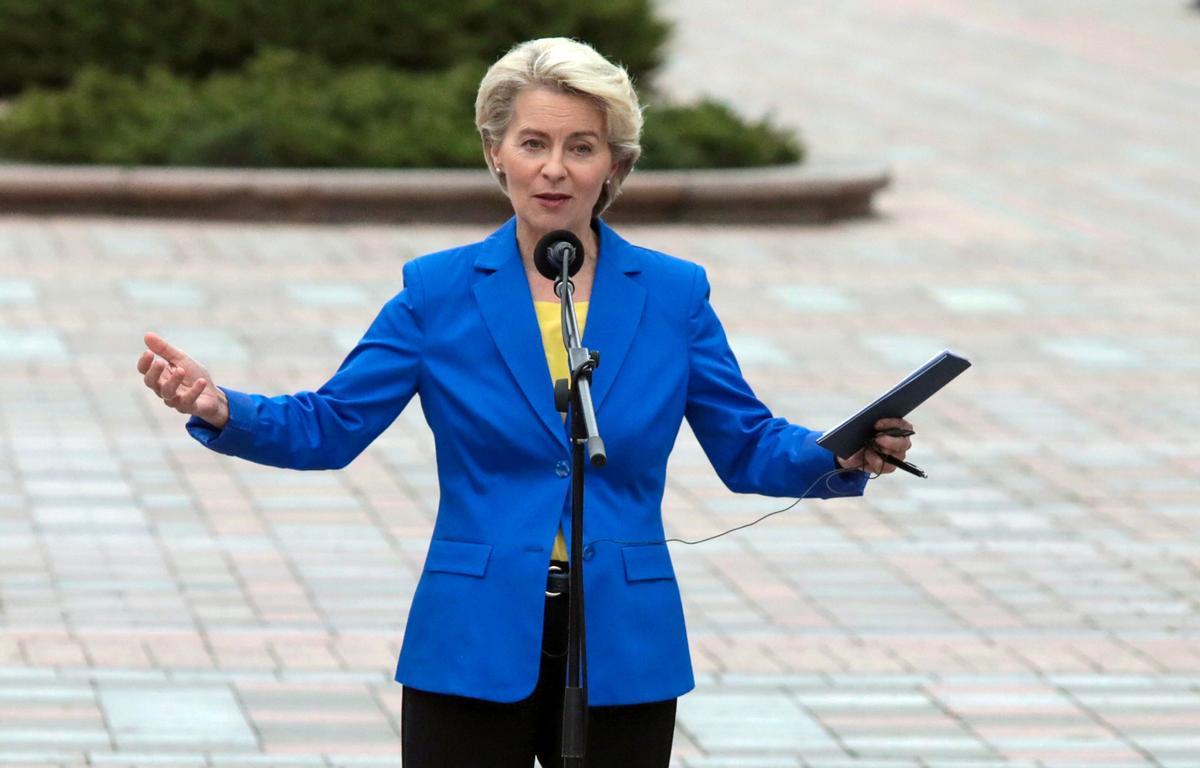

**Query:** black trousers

left=401, top=565, right=677, bottom=767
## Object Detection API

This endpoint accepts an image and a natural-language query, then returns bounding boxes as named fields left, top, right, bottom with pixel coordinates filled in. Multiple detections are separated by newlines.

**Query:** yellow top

left=534, top=300, right=589, bottom=563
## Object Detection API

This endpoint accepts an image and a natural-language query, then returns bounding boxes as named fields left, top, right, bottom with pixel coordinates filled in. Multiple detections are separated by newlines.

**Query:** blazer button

left=583, top=544, right=594, bottom=561
left=555, top=460, right=570, bottom=478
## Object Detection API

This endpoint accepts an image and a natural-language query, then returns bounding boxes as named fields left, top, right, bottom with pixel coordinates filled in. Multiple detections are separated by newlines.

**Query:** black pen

left=874, top=427, right=926, bottom=478
left=877, top=452, right=927, bottom=478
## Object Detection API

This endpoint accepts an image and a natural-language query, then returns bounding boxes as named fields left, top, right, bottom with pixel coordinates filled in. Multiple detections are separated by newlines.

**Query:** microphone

left=533, top=230, right=584, bottom=282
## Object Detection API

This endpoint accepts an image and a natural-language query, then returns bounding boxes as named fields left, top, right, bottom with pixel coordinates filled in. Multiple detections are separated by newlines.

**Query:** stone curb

left=0, top=162, right=889, bottom=224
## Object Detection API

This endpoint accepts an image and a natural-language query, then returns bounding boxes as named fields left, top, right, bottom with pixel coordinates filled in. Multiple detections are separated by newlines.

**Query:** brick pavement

left=2, top=0, right=1199, bottom=765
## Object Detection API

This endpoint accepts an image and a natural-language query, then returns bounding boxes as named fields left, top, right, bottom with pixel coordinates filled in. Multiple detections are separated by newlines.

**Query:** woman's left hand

left=836, top=418, right=915, bottom=474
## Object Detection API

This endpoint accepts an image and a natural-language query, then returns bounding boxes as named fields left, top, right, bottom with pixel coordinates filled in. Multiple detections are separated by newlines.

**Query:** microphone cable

left=584, top=465, right=884, bottom=552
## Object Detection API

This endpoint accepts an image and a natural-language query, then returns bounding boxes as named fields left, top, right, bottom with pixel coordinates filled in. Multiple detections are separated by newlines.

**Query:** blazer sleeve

left=184, top=259, right=426, bottom=471
left=683, top=265, right=869, bottom=499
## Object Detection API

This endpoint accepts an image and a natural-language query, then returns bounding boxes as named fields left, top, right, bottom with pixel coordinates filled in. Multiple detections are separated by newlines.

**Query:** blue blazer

left=187, top=216, right=869, bottom=705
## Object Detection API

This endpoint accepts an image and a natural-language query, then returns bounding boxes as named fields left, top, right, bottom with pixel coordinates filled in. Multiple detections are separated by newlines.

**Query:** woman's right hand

left=138, top=332, right=229, bottom=429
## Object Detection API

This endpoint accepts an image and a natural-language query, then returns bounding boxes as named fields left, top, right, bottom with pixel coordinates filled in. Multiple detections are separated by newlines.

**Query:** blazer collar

left=471, top=217, right=647, bottom=443
left=582, top=219, right=646, bottom=414
left=471, top=216, right=643, bottom=274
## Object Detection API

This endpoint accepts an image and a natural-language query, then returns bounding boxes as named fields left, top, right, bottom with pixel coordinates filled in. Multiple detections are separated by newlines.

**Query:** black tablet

left=816, top=350, right=971, bottom=459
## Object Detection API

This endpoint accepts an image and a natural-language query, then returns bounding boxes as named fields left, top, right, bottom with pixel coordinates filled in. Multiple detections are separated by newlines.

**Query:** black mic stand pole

left=554, top=257, right=605, bottom=766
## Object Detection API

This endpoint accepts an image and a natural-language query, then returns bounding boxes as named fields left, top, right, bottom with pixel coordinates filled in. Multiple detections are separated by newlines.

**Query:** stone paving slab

left=3, top=0, right=1200, bottom=765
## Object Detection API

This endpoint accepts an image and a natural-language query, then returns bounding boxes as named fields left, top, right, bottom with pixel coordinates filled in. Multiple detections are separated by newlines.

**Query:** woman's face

left=489, top=87, right=617, bottom=242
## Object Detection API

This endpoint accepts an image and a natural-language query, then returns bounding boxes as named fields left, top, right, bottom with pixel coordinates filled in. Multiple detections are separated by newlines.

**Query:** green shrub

left=641, top=101, right=803, bottom=169
left=0, top=51, right=484, bottom=167
left=0, top=51, right=804, bottom=169
left=0, top=0, right=671, bottom=97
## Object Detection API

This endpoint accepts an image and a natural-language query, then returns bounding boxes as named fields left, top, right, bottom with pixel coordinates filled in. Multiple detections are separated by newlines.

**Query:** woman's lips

left=534, top=193, right=572, bottom=209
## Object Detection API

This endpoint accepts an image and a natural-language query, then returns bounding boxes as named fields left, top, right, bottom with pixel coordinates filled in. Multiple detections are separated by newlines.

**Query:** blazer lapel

left=472, top=218, right=566, bottom=445
left=582, top=219, right=646, bottom=413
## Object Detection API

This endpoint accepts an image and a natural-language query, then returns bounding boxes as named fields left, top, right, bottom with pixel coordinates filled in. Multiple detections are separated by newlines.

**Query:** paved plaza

left=2, top=0, right=1199, bottom=765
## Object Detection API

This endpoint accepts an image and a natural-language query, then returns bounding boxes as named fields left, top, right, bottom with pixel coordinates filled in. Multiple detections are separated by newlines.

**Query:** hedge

left=0, top=50, right=802, bottom=169
left=0, top=0, right=670, bottom=97
left=641, top=101, right=802, bottom=169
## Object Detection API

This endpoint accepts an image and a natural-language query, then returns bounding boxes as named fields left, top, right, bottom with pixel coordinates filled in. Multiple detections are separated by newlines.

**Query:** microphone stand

left=555, top=257, right=605, bottom=765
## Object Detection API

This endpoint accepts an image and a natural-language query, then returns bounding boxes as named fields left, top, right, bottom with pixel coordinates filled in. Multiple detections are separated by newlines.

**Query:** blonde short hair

left=475, top=37, right=643, bottom=218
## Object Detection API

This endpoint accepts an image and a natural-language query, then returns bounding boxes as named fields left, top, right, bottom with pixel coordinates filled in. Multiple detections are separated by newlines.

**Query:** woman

left=137, top=37, right=914, bottom=767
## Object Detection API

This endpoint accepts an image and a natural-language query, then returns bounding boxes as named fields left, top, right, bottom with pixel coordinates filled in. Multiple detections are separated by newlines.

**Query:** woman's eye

left=522, top=139, right=543, bottom=150
left=573, top=145, right=594, bottom=154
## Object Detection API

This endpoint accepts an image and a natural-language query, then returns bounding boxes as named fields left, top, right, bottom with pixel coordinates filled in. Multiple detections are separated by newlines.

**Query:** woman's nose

left=541, top=151, right=567, bottom=180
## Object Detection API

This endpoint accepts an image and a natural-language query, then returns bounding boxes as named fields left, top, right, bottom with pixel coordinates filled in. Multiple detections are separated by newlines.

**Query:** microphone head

left=533, top=230, right=585, bottom=282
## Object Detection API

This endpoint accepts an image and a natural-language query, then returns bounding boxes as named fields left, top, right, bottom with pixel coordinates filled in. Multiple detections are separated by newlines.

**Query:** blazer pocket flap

left=424, top=539, right=493, bottom=577
left=622, top=543, right=675, bottom=582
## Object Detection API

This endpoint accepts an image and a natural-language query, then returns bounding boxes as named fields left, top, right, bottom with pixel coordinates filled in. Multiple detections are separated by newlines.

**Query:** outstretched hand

left=836, top=417, right=915, bottom=475
left=137, top=332, right=229, bottom=429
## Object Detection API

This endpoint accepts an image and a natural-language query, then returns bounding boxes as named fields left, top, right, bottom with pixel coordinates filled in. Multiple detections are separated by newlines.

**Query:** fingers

left=161, top=368, right=207, bottom=413
left=174, top=378, right=207, bottom=413
left=874, top=417, right=914, bottom=434
left=839, top=419, right=917, bottom=476
left=140, top=354, right=185, bottom=405
left=873, top=434, right=912, bottom=457
left=864, top=447, right=894, bottom=474
left=143, top=357, right=167, bottom=391
left=160, top=365, right=186, bottom=404
left=873, top=418, right=915, bottom=471
left=139, top=339, right=204, bottom=414
left=144, top=332, right=187, bottom=365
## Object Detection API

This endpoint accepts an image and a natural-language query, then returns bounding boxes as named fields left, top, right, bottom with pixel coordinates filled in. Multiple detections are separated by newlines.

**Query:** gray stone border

left=0, top=162, right=888, bottom=223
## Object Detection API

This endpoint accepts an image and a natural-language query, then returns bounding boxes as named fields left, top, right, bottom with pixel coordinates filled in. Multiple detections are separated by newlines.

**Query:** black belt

left=546, top=561, right=569, bottom=597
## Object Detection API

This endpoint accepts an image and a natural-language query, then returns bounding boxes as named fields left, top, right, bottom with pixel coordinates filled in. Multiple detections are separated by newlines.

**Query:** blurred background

left=0, top=0, right=800, bottom=170
left=1, top=1, right=1198, bottom=766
